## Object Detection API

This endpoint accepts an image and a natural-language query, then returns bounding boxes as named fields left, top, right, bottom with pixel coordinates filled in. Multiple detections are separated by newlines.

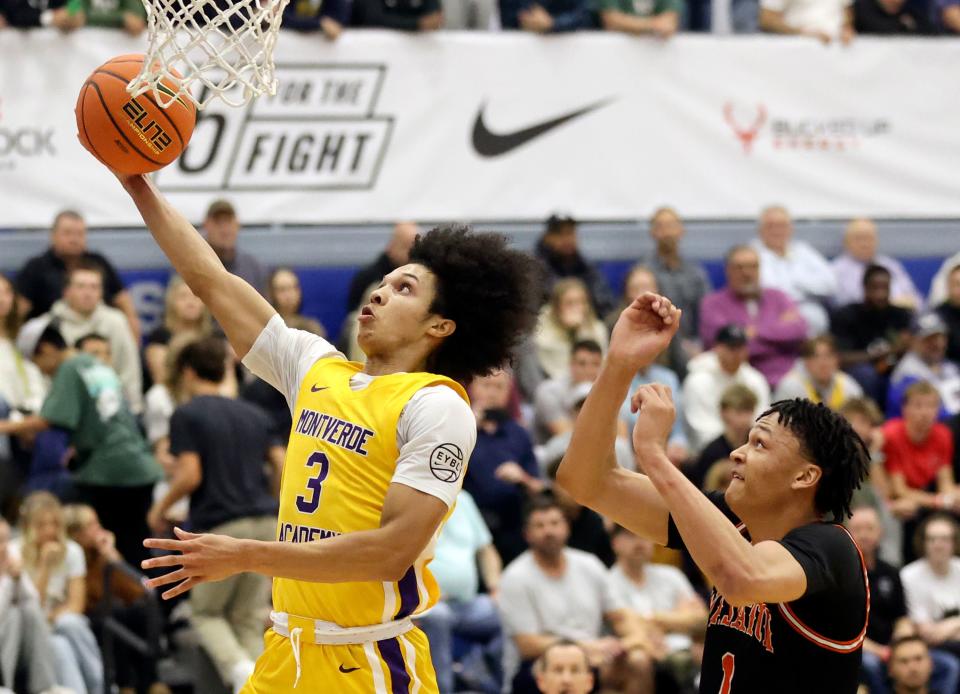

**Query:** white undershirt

left=242, top=314, right=476, bottom=508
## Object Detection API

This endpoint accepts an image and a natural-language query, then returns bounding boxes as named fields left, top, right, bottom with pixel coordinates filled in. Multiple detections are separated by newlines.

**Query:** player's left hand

left=142, top=527, right=246, bottom=599
left=630, top=384, right=677, bottom=460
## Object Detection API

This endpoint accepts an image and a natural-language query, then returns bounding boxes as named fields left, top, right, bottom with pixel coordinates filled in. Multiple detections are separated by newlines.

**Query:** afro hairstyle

left=409, top=225, right=540, bottom=384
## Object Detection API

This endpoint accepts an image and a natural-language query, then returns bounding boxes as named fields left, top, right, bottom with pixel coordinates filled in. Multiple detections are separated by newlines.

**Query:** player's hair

left=572, top=339, right=603, bottom=357
left=838, top=397, right=884, bottom=426
left=52, top=209, right=84, bottom=232
left=522, top=491, right=565, bottom=526
left=913, top=512, right=960, bottom=559
left=760, top=399, right=870, bottom=521
left=175, top=335, right=227, bottom=384
left=409, top=225, right=540, bottom=383
left=903, top=380, right=940, bottom=406
left=35, top=325, right=68, bottom=355
left=75, top=332, right=109, bottom=352
left=863, top=264, right=891, bottom=287
left=800, top=335, right=837, bottom=359
left=719, top=383, right=758, bottom=412
left=0, top=275, right=21, bottom=340
left=533, top=639, right=592, bottom=677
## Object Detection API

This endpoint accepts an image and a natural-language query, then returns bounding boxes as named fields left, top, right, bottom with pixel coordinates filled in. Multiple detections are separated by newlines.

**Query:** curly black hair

left=409, top=225, right=541, bottom=384
left=760, top=399, right=870, bottom=522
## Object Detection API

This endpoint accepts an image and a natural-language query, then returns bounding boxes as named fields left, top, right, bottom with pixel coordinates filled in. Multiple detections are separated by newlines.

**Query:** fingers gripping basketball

left=76, top=54, right=196, bottom=174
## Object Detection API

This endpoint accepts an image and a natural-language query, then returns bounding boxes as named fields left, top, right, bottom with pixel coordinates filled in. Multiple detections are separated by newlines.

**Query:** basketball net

left=128, top=0, right=291, bottom=110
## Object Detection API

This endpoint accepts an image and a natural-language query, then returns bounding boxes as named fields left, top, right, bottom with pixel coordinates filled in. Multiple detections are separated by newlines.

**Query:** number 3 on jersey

left=719, top=652, right=735, bottom=694
left=296, top=452, right=330, bottom=514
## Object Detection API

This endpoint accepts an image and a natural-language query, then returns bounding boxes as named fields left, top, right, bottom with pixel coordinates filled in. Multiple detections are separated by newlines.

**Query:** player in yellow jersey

left=102, top=173, right=539, bottom=693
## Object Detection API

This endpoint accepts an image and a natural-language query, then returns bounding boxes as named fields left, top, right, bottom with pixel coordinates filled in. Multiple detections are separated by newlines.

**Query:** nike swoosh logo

left=311, top=385, right=329, bottom=392
left=339, top=664, right=361, bottom=673
left=471, top=98, right=614, bottom=158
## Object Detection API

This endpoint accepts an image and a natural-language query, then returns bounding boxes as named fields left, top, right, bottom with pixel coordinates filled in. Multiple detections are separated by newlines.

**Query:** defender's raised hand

left=608, top=293, right=681, bottom=372
left=629, top=384, right=677, bottom=458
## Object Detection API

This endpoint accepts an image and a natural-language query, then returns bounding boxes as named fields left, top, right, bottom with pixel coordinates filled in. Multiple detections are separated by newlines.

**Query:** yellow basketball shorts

left=241, top=626, right=439, bottom=693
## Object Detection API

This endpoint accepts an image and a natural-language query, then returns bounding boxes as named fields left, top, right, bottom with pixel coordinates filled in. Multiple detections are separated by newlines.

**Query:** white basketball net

left=128, top=0, right=291, bottom=110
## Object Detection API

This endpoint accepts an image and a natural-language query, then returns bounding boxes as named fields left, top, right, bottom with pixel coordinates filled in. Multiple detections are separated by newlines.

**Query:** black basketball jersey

left=667, top=492, right=869, bottom=694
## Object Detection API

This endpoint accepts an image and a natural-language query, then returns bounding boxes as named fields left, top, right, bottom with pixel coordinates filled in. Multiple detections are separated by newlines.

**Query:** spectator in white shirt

left=533, top=339, right=603, bottom=444
left=0, top=517, right=64, bottom=694
left=831, top=218, right=922, bottom=311
left=900, top=514, right=960, bottom=662
left=498, top=494, right=654, bottom=694
left=760, top=0, right=855, bottom=40
left=607, top=525, right=707, bottom=692
left=682, top=324, right=770, bottom=453
left=751, top=206, right=837, bottom=337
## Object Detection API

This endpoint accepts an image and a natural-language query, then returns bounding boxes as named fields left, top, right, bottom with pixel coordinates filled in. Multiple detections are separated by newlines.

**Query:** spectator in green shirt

left=593, top=0, right=682, bottom=36
left=73, top=0, right=146, bottom=34
left=0, top=324, right=162, bottom=567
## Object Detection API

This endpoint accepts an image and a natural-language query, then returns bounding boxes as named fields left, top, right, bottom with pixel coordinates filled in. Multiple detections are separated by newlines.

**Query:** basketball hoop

left=128, top=0, right=291, bottom=110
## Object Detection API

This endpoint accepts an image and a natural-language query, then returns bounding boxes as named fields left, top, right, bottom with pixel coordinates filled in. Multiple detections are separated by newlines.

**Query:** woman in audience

left=267, top=267, right=326, bottom=336
left=65, top=504, right=171, bottom=694
left=535, top=278, right=608, bottom=381
left=0, top=274, right=46, bottom=518
left=12, top=492, right=104, bottom=694
left=143, top=275, right=212, bottom=389
left=604, top=264, right=688, bottom=376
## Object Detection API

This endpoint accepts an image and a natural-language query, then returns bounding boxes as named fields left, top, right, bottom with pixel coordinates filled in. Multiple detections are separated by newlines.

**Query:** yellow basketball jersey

left=274, top=357, right=469, bottom=627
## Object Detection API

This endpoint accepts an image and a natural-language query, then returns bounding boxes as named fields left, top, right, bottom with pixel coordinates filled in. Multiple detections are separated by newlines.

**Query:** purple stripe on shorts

left=377, top=637, right=411, bottom=694
left=394, top=566, right=419, bottom=619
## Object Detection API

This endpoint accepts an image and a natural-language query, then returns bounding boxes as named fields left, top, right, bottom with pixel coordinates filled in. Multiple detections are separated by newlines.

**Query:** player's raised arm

left=119, top=174, right=275, bottom=359
left=556, top=293, right=680, bottom=544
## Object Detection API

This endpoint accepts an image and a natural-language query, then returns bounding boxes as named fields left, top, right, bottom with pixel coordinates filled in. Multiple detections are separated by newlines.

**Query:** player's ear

left=793, top=463, right=822, bottom=491
left=427, top=317, right=456, bottom=339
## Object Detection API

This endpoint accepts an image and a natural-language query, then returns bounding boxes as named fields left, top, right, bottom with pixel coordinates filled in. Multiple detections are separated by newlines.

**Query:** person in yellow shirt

left=100, top=172, right=539, bottom=694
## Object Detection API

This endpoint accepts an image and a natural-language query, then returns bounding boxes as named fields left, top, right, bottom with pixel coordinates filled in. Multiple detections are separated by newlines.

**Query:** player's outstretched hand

left=75, top=134, right=147, bottom=189
left=142, top=527, right=245, bottom=600
left=630, top=384, right=677, bottom=459
left=609, top=292, right=681, bottom=372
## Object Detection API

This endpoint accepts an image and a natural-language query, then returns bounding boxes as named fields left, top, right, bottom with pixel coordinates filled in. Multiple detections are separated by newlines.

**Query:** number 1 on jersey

left=719, top=652, right=735, bottom=694
left=296, top=451, right=330, bottom=514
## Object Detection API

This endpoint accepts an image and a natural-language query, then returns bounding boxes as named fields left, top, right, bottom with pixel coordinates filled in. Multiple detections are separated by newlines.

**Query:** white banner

left=2, top=30, right=959, bottom=226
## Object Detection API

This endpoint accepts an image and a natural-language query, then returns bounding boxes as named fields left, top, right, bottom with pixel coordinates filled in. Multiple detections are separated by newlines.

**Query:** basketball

left=75, top=54, right=196, bottom=175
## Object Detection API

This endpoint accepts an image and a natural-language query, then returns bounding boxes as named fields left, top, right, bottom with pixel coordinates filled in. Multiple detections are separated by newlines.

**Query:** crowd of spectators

left=1, top=203, right=960, bottom=694
left=1, top=0, right=957, bottom=37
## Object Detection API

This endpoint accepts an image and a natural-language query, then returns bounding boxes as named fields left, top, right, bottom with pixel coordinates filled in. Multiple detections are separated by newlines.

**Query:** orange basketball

left=76, top=54, right=197, bottom=174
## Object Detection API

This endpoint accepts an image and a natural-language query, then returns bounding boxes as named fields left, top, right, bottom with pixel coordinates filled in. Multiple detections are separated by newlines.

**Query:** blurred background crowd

left=1, top=202, right=960, bottom=694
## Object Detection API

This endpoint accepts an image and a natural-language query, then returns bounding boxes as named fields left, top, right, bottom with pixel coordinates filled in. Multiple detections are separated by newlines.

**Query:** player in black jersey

left=557, top=293, right=871, bottom=694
